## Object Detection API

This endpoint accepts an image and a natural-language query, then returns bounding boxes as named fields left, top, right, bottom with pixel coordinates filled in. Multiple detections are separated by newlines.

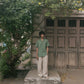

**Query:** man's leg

left=43, top=55, right=48, bottom=77
left=37, top=57, right=43, bottom=77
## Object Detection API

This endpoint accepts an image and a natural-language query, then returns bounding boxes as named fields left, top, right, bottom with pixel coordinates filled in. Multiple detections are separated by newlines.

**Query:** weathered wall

left=31, top=13, right=46, bottom=68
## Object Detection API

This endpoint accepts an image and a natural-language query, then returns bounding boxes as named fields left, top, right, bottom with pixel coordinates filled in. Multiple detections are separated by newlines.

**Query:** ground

left=0, top=70, right=29, bottom=84
left=58, top=68, right=84, bottom=84
left=0, top=54, right=30, bottom=84
left=0, top=78, right=24, bottom=84
left=24, top=68, right=62, bottom=84
left=0, top=68, right=84, bottom=84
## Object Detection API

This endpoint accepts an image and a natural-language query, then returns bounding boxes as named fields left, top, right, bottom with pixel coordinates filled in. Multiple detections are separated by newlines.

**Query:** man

left=35, top=31, right=49, bottom=78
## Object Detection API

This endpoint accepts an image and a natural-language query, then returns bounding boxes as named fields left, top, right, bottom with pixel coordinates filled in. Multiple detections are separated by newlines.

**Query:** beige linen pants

left=37, top=55, right=48, bottom=77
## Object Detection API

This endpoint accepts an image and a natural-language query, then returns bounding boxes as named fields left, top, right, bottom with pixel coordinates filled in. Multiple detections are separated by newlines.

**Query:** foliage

left=21, top=53, right=30, bottom=61
left=0, top=0, right=84, bottom=79
left=36, top=0, right=84, bottom=19
left=0, top=0, right=43, bottom=78
left=23, top=60, right=31, bottom=68
left=0, top=51, right=17, bottom=79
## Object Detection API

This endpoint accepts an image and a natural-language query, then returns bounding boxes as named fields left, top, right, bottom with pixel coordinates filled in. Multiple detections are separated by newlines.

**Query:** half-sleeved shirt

left=35, top=38, right=49, bottom=57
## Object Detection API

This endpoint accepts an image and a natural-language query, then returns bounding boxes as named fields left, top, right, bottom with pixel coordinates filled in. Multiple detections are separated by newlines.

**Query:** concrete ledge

left=24, top=68, right=62, bottom=84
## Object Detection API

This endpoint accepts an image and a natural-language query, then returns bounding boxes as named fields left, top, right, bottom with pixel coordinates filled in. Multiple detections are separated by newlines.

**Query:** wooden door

left=45, top=18, right=55, bottom=67
left=54, top=17, right=79, bottom=68
left=78, top=19, right=84, bottom=67
left=45, top=17, right=84, bottom=68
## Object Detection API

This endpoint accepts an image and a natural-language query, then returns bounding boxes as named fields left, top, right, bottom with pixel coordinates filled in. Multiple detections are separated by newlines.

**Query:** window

left=46, top=18, right=54, bottom=27
left=69, top=20, right=76, bottom=27
left=80, top=20, right=84, bottom=27
left=58, top=20, right=65, bottom=27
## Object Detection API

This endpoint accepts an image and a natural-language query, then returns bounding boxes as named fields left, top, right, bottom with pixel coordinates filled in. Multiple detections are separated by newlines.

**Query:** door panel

left=68, top=52, right=77, bottom=66
left=68, top=36, right=77, bottom=48
left=79, top=52, right=84, bottom=66
left=57, top=36, right=65, bottom=48
left=55, top=52, right=66, bottom=67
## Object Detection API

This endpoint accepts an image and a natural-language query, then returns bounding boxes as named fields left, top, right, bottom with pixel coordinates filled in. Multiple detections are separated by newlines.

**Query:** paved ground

left=59, top=68, right=84, bottom=84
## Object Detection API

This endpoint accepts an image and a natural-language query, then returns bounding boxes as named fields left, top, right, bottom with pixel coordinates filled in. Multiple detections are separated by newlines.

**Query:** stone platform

left=24, top=68, right=62, bottom=84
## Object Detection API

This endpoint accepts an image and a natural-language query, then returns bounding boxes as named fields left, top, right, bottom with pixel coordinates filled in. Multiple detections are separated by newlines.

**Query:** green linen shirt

left=35, top=38, right=49, bottom=57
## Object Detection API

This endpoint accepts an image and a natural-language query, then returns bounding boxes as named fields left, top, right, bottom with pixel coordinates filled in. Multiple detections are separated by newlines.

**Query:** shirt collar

left=39, top=38, right=45, bottom=41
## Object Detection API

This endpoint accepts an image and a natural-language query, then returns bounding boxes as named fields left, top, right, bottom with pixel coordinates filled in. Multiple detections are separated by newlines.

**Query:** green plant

left=0, top=50, right=17, bottom=79
left=23, top=60, right=31, bottom=68
left=21, top=53, right=30, bottom=61
left=0, top=0, right=84, bottom=79
left=0, top=0, right=43, bottom=79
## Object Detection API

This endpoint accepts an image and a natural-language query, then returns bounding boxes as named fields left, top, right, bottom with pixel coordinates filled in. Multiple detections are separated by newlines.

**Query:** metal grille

left=80, top=20, right=84, bottom=27
left=46, top=18, right=54, bottom=27
left=69, top=20, right=76, bottom=27
left=58, top=20, right=65, bottom=27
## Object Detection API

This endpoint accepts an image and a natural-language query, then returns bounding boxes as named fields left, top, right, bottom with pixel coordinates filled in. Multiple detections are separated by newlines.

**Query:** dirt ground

left=59, top=68, right=84, bottom=84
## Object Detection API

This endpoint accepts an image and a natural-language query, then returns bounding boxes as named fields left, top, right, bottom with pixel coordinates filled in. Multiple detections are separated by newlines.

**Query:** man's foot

left=42, top=75, right=49, bottom=79
left=38, top=75, right=43, bottom=78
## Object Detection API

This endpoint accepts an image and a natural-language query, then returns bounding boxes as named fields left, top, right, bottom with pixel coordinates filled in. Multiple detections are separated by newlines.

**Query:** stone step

left=24, top=68, right=62, bottom=84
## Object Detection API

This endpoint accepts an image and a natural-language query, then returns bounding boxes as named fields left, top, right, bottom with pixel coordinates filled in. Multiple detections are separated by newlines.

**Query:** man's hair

left=39, top=31, right=45, bottom=37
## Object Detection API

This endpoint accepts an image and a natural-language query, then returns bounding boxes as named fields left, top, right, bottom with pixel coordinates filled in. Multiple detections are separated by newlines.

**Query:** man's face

left=41, top=34, right=44, bottom=38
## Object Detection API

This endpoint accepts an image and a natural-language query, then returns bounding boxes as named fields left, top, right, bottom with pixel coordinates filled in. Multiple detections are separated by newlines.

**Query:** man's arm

left=35, top=40, right=39, bottom=60
left=46, top=39, right=49, bottom=55
left=36, top=48, right=39, bottom=60
left=47, top=46, right=49, bottom=55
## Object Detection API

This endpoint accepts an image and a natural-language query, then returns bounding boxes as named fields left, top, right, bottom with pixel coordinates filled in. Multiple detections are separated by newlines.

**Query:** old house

left=31, top=9, right=84, bottom=69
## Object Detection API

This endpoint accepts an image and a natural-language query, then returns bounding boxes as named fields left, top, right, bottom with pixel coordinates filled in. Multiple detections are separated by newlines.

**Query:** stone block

left=24, top=68, right=62, bottom=84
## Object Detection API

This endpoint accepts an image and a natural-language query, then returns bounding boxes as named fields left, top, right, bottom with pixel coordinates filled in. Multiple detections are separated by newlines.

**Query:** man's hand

left=36, top=56, right=39, bottom=60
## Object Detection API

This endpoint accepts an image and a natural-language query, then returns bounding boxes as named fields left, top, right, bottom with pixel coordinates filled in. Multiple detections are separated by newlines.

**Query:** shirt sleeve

left=35, top=40, right=39, bottom=48
left=46, top=39, right=49, bottom=47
